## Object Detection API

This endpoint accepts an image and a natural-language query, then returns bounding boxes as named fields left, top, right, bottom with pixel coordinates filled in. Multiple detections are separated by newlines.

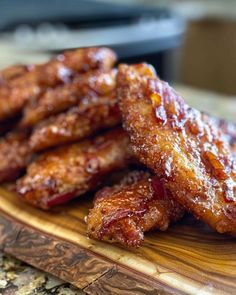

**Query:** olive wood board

left=0, top=188, right=235, bottom=295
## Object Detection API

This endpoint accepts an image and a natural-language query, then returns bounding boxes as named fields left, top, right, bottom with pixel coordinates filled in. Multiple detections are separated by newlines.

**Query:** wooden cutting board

left=0, top=187, right=236, bottom=295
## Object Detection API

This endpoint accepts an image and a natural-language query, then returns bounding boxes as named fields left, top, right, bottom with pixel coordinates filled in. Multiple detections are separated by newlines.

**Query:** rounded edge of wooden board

left=0, top=212, right=179, bottom=295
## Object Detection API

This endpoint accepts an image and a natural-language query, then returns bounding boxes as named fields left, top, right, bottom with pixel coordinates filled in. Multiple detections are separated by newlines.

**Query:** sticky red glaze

left=98, top=208, right=147, bottom=239
left=46, top=190, right=77, bottom=207
left=151, top=176, right=166, bottom=199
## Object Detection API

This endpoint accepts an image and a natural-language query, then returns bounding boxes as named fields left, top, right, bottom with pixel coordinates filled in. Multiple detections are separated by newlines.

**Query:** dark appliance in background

left=0, top=0, right=185, bottom=80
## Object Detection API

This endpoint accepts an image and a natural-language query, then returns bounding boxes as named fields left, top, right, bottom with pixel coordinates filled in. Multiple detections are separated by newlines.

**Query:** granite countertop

left=0, top=253, right=85, bottom=295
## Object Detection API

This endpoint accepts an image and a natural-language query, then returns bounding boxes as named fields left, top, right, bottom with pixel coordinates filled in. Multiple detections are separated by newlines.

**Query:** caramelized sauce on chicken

left=87, top=170, right=184, bottom=247
left=118, top=63, right=236, bottom=235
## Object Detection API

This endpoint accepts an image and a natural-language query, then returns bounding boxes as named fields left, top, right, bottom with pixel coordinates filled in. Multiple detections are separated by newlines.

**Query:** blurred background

left=0, top=0, right=236, bottom=97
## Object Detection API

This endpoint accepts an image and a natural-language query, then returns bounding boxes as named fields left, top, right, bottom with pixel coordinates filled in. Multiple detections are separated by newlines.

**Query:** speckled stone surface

left=0, top=253, right=85, bottom=295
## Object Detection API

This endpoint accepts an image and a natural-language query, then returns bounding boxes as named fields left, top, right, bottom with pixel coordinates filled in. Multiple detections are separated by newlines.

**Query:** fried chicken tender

left=87, top=170, right=184, bottom=247
left=16, top=128, right=132, bottom=209
left=0, top=131, right=31, bottom=182
left=21, top=69, right=117, bottom=127
left=0, top=47, right=116, bottom=122
left=118, top=63, right=236, bottom=235
left=30, top=93, right=121, bottom=151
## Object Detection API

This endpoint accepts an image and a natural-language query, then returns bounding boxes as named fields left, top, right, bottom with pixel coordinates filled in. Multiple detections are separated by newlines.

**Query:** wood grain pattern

left=0, top=187, right=236, bottom=294
left=0, top=213, right=176, bottom=295
left=84, top=266, right=174, bottom=295
left=2, top=216, right=111, bottom=289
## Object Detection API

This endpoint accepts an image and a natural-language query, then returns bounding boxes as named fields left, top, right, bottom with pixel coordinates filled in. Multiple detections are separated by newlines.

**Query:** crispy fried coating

left=118, top=63, right=236, bottom=235
left=16, top=128, right=132, bottom=209
left=0, top=47, right=116, bottom=122
left=37, top=47, right=117, bottom=87
left=0, top=66, right=40, bottom=121
left=215, top=117, right=236, bottom=147
left=30, top=93, right=121, bottom=151
left=0, top=64, right=29, bottom=85
left=21, top=69, right=117, bottom=127
left=87, top=170, right=184, bottom=247
left=0, top=131, right=31, bottom=182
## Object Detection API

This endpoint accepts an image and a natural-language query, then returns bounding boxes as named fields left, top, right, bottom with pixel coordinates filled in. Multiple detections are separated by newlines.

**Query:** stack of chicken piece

left=0, top=48, right=235, bottom=248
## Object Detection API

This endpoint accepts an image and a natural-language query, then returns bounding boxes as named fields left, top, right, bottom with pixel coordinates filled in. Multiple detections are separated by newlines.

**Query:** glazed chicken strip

left=0, top=47, right=116, bottom=121
left=0, top=131, right=31, bottom=182
left=16, top=128, right=133, bottom=209
left=87, top=170, right=185, bottom=248
left=30, top=93, right=121, bottom=151
left=118, top=63, right=236, bottom=235
left=21, top=68, right=117, bottom=127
